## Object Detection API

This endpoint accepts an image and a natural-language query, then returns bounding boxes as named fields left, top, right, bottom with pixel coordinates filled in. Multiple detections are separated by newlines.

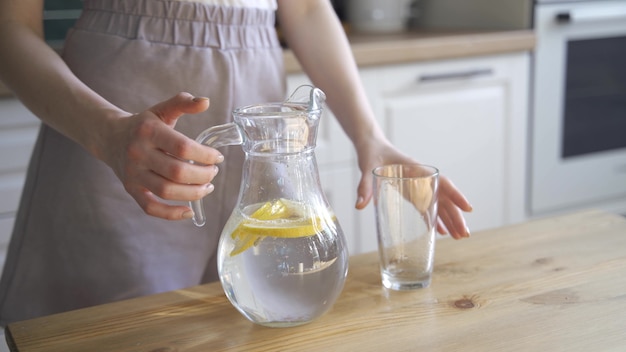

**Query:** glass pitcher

left=190, top=85, right=349, bottom=327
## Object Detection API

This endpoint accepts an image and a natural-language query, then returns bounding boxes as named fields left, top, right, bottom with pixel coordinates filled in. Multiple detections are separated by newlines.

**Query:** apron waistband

left=75, top=0, right=279, bottom=49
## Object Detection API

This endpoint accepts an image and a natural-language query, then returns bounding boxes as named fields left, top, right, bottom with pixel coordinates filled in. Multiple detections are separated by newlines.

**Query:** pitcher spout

left=285, top=85, right=326, bottom=112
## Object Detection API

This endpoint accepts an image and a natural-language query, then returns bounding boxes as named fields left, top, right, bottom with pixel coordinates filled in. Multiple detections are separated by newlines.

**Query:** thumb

left=149, top=92, right=210, bottom=127
left=355, top=171, right=373, bottom=210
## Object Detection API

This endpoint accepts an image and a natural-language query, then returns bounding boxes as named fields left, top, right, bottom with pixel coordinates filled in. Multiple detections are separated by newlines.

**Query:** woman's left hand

left=353, top=136, right=473, bottom=240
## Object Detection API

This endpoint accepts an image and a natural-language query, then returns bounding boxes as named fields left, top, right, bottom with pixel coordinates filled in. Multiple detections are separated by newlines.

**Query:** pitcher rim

left=233, top=102, right=322, bottom=118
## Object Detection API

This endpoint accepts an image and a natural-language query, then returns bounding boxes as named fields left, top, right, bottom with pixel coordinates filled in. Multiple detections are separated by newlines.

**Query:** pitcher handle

left=190, top=123, right=243, bottom=227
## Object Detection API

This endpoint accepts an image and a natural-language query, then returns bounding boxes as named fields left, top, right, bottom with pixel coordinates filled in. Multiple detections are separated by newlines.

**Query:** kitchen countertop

left=6, top=209, right=626, bottom=351
left=284, top=29, right=536, bottom=73
left=0, top=30, right=535, bottom=97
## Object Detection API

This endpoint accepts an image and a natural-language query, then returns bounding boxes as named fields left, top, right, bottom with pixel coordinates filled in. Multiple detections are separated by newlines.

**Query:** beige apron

left=0, top=0, right=285, bottom=325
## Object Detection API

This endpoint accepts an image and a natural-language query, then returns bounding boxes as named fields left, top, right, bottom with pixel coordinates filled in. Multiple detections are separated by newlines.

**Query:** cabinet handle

left=417, top=68, right=493, bottom=83
left=555, top=8, right=626, bottom=24
left=555, top=12, right=572, bottom=23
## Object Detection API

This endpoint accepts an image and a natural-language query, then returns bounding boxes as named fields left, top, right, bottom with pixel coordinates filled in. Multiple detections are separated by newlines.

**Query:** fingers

left=436, top=218, right=448, bottom=235
left=147, top=143, right=220, bottom=185
left=126, top=170, right=215, bottom=204
left=131, top=188, right=197, bottom=220
left=149, top=92, right=210, bottom=127
left=104, top=93, right=222, bottom=222
left=127, top=148, right=218, bottom=220
left=436, top=175, right=471, bottom=239
left=151, top=121, right=224, bottom=166
left=438, top=197, right=470, bottom=239
left=123, top=119, right=221, bottom=192
left=355, top=172, right=373, bottom=209
left=439, top=176, right=473, bottom=212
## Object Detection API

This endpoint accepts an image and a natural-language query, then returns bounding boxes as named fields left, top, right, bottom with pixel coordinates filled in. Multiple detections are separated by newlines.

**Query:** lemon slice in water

left=229, top=199, right=327, bottom=256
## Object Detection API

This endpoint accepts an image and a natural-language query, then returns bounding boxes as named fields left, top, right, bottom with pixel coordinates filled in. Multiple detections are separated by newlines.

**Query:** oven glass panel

left=562, top=35, right=626, bottom=158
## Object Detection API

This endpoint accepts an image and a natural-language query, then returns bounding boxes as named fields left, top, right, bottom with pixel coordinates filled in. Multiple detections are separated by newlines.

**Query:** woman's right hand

left=97, top=92, right=224, bottom=220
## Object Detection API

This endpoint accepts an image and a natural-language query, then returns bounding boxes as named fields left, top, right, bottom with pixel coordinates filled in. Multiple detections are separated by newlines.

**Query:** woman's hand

left=97, top=93, right=223, bottom=220
left=354, top=136, right=473, bottom=240
left=276, top=0, right=471, bottom=238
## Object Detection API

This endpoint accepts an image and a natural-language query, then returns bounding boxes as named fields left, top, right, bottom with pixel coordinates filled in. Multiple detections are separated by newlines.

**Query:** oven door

left=531, top=0, right=626, bottom=215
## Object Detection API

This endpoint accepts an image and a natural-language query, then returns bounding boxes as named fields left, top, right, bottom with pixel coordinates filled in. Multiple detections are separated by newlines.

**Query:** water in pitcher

left=218, top=199, right=348, bottom=327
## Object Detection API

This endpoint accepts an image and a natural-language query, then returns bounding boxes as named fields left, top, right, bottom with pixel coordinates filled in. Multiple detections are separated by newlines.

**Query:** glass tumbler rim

left=372, top=163, right=439, bottom=179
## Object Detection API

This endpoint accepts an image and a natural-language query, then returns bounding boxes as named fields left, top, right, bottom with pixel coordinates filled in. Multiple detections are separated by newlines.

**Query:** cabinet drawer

left=0, top=127, right=38, bottom=172
left=0, top=172, right=27, bottom=214
left=380, top=55, right=513, bottom=95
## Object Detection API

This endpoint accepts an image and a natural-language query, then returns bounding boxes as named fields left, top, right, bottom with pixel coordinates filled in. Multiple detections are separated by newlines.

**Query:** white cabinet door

left=382, top=83, right=506, bottom=233
left=318, top=166, right=361, bottom=255
left=374, top=53, right=530, bottom=234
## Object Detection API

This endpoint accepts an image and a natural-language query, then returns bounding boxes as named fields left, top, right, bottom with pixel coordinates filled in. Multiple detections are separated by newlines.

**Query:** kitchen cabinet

left=288, top=51, right=530, bottom=254
left=0, top=98, right=40, bottom=272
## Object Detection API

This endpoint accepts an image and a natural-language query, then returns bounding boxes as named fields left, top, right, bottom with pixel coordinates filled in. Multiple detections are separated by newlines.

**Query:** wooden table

left=6, top=210, right=626, bottom=351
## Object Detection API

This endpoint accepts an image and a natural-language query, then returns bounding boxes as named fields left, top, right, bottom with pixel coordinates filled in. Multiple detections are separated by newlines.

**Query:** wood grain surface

left=6, top=210, right=626, bottom=352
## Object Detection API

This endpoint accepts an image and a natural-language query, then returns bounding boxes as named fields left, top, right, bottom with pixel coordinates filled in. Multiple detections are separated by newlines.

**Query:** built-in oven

left=531, top=0, right=626, bottom=216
